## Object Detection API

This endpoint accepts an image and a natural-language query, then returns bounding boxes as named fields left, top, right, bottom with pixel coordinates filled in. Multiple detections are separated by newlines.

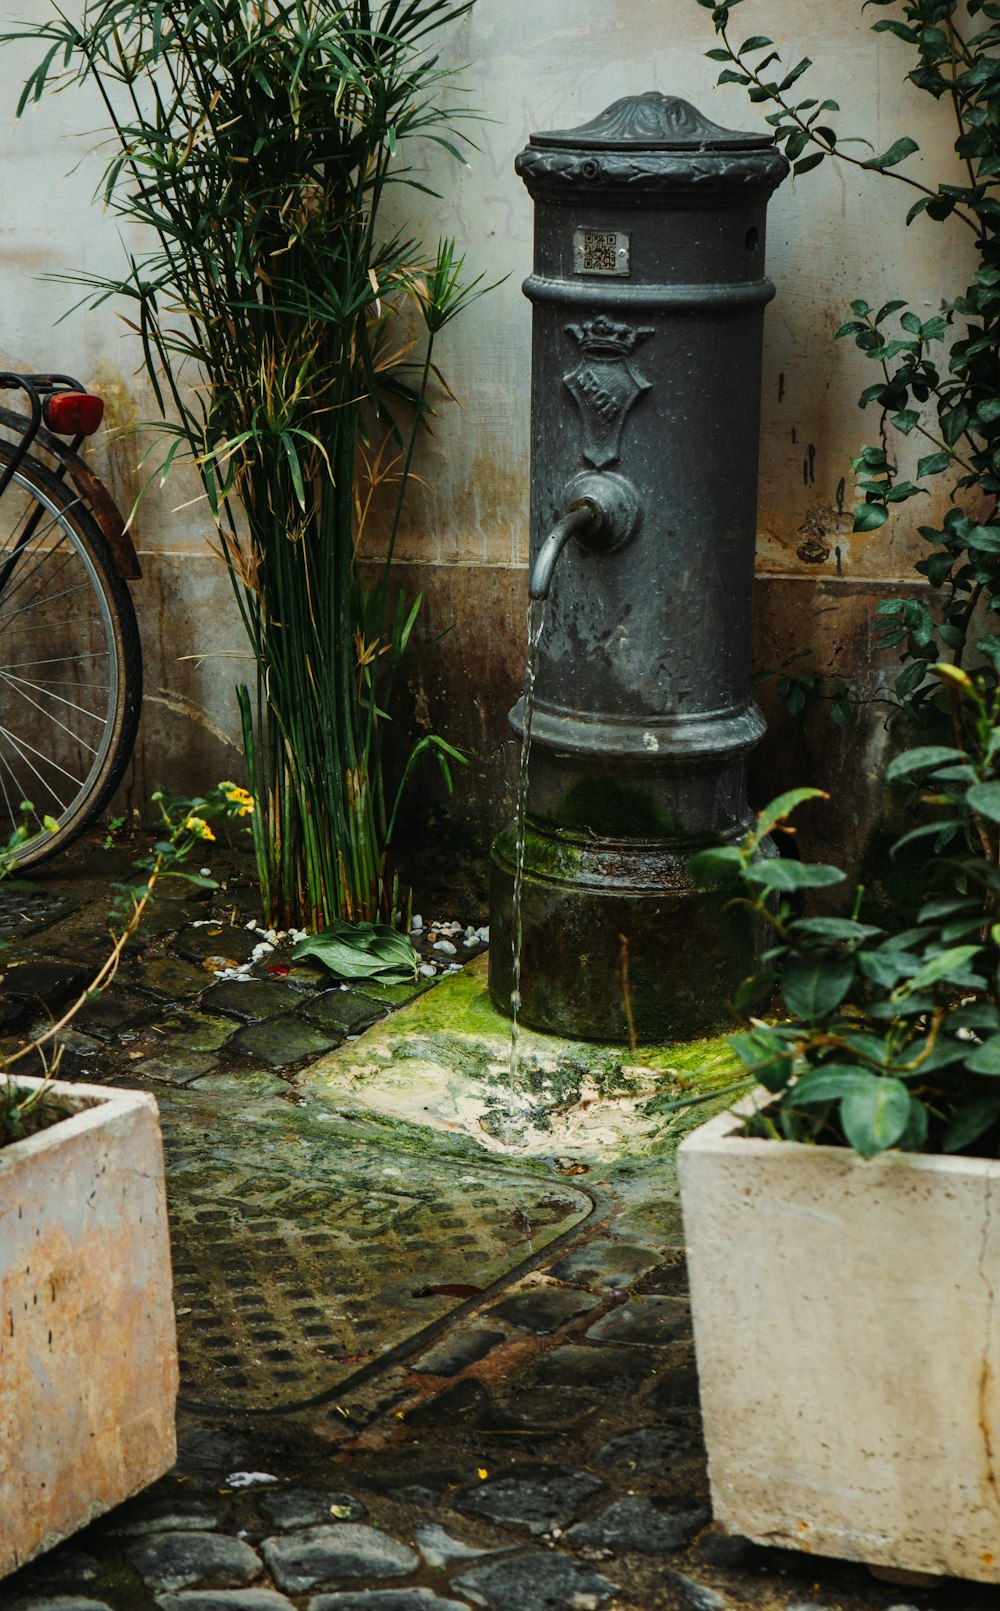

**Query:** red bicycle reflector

left=44, top=391, right=105, bottom=436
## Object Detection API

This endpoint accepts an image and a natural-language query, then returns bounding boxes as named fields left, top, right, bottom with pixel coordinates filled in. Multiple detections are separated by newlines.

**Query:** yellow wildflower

left=184, top=815, right=216, bottom=841
left=220, top=783, right=255, bottom=816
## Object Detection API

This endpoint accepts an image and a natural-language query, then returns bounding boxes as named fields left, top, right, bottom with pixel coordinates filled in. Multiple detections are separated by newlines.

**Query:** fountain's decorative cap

left=516, top=91, right=787, bottom=195
left=530, top=93, right=774, bottom=152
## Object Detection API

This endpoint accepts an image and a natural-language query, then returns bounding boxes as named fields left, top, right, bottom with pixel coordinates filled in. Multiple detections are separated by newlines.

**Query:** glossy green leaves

left=292, top=920, right=419, bottom=982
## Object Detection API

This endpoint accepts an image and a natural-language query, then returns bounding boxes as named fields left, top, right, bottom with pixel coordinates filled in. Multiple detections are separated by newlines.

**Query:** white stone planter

left=0, top=1078, right=178, bottom=1578
left=678, top=1098, right=1000, bottom=1584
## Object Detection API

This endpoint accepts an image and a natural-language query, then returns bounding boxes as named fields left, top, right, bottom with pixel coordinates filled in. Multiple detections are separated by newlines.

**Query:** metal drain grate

left=162, top=1098, right=590, bottom=1413
left=0, top=886, right=76, bottom=936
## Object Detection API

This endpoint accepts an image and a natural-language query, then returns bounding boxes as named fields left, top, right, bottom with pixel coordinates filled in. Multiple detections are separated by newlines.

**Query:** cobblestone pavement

left=2, top=839, right=999, bottom=1611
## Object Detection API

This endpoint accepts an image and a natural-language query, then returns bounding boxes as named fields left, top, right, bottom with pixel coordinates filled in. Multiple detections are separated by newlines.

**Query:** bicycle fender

left=66, top=457, right=142, bottom=581
left=0, top=405, right=142, bottom=581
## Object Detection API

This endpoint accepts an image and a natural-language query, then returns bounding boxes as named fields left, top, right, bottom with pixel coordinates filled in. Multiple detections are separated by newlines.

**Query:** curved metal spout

left=528, top=502, right=598, bottom=600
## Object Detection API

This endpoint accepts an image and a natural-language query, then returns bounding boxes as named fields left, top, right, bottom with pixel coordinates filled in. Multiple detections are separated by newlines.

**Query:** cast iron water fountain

left=490, top=93, right=789, bottom=1044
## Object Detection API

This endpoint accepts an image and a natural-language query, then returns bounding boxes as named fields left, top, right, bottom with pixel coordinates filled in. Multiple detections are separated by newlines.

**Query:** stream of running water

left=503, top=594, right=547, bottom=1144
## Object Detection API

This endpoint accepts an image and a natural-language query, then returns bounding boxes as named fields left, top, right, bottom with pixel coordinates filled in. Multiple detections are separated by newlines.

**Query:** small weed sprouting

left=0, top=785, right=254, bottom=1148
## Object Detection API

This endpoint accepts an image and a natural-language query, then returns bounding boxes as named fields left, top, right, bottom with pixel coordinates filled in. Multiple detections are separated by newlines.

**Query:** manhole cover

left=162, top=1096, right=591, bottom=1413
left=0, top=885, right=77, bottom=936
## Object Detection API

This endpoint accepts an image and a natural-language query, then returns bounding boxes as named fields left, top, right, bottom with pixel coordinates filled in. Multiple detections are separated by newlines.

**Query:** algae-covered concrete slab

left=298, top=955, right=745, bottom=1162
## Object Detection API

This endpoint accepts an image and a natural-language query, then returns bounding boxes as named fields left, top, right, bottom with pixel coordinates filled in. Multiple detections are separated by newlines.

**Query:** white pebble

left=250, top=941, right=275, bottom=962
left=433, top=939, right=457, bottom=955
left=463, top=934, right=479, bottom=948
left=445, top=962, right=463, bottom=974
left=200, top=867, right=211, bottom=877
left=411, top=914, right=423, bottom=930
left=419, top=963, right=437, bottom=978
left=477, top=926, right=490, bottom=943
left=245, top=919, right=258, bottom=931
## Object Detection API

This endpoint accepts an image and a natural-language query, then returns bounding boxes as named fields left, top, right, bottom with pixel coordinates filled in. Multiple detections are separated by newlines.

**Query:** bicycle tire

left=0, top=443, right=142, bottom=867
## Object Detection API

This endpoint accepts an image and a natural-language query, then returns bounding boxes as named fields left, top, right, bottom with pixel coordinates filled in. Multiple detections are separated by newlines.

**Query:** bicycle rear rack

left=0, top=372, right=140, bottom=581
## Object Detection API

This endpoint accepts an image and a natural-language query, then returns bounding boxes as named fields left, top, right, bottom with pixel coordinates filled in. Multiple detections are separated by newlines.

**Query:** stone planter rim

left=0, top=1075, right=160, bottom=1166
left=679, top=1086, right=1000, bottom=1178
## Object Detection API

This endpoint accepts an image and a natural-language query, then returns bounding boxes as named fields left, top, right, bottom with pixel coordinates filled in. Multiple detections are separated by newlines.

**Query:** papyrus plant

left=7, top=0, right=486, bottom=928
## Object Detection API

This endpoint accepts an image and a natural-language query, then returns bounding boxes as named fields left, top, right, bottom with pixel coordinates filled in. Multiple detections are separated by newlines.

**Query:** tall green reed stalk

left=6, top=0, right=486, bottom=928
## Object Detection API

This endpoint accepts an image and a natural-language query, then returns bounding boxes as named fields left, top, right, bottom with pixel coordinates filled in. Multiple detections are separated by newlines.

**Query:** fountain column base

left=488, top=820, right=762, bottom=1044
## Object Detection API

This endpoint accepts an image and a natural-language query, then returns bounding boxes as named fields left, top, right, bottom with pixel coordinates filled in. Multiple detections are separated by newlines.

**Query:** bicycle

left=0, top=373, right=141, bottom=868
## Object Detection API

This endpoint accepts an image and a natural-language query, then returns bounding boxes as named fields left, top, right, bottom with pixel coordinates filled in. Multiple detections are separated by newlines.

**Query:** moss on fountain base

left=489, top=823, right=758, bottom=1044
left=297, top=954, right=746, bottom=1163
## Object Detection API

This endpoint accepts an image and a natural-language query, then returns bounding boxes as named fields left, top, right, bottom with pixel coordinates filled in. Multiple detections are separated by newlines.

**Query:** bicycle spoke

left=0, top=502, right=72, bottom=562
left=0, top=722, right=79, bottom=811
left=0, top=578, right=107, bottom=633
left=0, top=674, right=104, bottom=752
left=0, top=517, right=77, bottom=607
left=0, top=445, right=140, bottom=864
left=0, top=754, right=19, bottom=832
left=0, top=655, right=111, bottom=684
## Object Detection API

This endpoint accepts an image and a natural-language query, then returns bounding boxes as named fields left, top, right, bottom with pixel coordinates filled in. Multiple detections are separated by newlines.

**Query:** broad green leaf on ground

left=292, top=920, right=419, bottom=981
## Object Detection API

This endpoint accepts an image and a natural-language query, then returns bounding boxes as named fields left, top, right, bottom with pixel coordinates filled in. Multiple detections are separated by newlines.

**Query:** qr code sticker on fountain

left=573, top=228, right=629, bottom=277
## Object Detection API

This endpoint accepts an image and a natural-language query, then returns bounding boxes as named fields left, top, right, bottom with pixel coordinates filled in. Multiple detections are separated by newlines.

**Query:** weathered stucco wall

left=0, top=1, right=975, bottom=878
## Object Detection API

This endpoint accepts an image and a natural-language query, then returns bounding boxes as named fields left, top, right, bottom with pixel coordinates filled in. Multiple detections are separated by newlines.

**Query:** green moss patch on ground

left=297, top=955, right=747, bottom=1163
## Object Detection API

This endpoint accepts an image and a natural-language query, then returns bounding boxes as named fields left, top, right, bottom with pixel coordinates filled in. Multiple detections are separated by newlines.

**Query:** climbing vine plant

left=699, top=0, right=1000, bottom=728
left=674, top=3, right=1000, bottom=1159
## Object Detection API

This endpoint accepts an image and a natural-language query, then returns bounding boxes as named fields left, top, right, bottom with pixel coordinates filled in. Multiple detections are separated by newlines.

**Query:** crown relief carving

left=566, top=316, right=654, bottom=357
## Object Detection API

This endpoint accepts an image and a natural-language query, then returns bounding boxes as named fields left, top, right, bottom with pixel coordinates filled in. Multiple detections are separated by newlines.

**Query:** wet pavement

left=2, top=835, right=999, bottom=1611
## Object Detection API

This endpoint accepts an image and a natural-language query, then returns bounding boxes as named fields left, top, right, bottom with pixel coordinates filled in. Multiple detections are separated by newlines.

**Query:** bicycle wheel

left=0, top=444, right=142, bottom=867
